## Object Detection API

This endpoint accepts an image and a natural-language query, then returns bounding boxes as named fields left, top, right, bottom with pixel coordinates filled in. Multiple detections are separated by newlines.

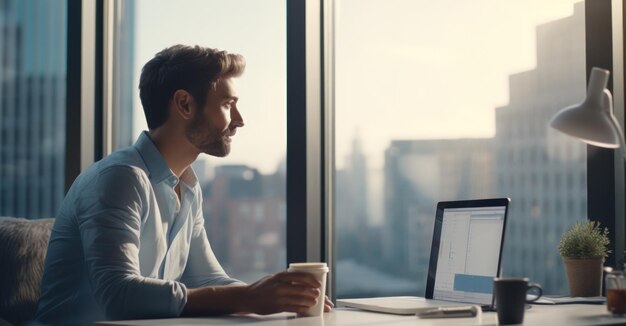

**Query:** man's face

left=185, top=77, right=243, bottom=157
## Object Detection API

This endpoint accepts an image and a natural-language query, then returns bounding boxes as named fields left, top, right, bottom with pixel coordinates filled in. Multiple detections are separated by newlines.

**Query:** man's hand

left=241, top=271, right=322, bottom=315
left=324, top=296, right=334, bottom=312
left=182, top=272, right=335, bottom=317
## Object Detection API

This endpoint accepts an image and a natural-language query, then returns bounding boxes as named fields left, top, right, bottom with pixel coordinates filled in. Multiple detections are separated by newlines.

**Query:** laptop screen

left=431, top=205, right=507, bottom=305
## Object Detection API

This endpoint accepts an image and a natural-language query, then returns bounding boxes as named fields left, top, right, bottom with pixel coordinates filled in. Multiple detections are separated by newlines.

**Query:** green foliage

left=558, top=220, right=610, bottom=259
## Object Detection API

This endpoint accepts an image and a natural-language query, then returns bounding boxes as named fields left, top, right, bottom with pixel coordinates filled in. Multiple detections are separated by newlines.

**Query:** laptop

left=337, top=198, right=510, bottom=315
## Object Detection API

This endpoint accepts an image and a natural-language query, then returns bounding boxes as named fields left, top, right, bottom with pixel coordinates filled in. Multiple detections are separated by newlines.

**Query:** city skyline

left=125, top=0, right=584, bottom=291
left=0, top=0, right=591, bottom=299
left=336, top=1, right=587, bottom=297
left=205, top=0, right=588, bottom=294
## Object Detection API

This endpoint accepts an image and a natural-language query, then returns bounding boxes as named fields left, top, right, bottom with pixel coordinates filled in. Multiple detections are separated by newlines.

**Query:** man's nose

left=231, top=107, right=244, bottom=128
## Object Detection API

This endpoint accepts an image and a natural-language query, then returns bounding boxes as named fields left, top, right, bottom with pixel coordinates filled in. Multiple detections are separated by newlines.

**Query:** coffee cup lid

left=288, top=262, right=329, bottom=272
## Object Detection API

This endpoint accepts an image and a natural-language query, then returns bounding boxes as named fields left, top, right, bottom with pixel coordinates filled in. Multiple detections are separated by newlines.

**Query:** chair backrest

left=0, top=217, right=54, bottom=326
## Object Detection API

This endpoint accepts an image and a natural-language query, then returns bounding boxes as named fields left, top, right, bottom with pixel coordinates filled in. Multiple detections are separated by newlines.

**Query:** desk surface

left=96, top=304, right=626, bottom=326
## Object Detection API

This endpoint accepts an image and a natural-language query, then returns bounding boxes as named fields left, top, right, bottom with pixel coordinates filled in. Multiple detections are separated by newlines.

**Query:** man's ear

left=172, top=89, right=195, bottom=120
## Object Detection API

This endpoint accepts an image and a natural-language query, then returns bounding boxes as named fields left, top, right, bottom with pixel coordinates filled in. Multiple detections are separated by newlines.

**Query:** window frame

left=66, top=0, right=101, bottom=191
left=286, top=0, right=326, bottom=267
left=586, top=0, right=625, bottom=268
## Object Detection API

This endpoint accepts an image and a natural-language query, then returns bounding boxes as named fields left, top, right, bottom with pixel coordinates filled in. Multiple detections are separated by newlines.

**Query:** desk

left=96, top=304, right=626, bottom=325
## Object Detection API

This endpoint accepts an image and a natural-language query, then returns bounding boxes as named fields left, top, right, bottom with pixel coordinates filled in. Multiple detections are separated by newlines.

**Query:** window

left=0, top=0, right=67, bottom=219
left=112, top=0, right=287, bottom=282
left=333, top=0, right=586, bottom=297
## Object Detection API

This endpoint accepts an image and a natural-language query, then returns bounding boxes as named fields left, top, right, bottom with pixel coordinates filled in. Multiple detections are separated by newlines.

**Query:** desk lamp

left=550, top=67, right=626, bottom=156
left=550, top=67, right=625, bottom=271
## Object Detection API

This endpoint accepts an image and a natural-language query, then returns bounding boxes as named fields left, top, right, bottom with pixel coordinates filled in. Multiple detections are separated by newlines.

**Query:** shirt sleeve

left=76, top=166, right=187, bottom=320
left=179, top=186, right=245, bottom=288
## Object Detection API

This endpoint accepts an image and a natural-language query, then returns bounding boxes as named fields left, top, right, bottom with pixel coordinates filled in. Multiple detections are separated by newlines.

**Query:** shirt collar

left=180, top=165, right=199, bottom=188
left=134, top=131, right=174, bottom=184
left=133, top=131, right=198, bottom=188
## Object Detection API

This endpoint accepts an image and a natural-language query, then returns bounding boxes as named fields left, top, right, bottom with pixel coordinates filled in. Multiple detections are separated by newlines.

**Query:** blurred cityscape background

left=0, top=0, right=586, bottom=296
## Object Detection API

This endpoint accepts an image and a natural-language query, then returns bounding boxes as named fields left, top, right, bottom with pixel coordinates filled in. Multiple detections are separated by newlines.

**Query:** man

left=34, top=45, right=332, bottom=325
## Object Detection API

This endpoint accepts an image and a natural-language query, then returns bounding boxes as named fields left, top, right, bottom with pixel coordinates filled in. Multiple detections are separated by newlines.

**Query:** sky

left=133, top=0, right=582, bottom=173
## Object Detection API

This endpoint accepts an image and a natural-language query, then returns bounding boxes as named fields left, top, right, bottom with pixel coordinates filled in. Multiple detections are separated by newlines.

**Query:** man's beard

left=185, top=113, right=231, bottom=157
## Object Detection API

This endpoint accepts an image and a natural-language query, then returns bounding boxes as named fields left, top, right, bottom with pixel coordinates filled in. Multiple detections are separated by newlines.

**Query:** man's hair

left=139, top=44, right=245, bottom=129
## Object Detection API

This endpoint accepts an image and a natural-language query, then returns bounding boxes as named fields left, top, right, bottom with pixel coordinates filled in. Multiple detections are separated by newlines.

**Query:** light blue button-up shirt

left=34, top=132, right=241, bottom=325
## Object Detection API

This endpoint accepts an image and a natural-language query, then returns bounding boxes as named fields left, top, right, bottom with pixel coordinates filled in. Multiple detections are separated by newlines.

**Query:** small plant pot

left=563, top=256, right=604, bottom=297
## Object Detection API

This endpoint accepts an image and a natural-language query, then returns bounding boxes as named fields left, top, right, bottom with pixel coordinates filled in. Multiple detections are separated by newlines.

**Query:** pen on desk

left=416, top=305, right=480, bottom=318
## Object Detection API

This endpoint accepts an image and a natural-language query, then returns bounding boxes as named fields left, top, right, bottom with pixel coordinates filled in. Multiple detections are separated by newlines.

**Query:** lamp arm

left=606, top=89, right=626, bottom=161
left=614, top=119, right=626, bottom=162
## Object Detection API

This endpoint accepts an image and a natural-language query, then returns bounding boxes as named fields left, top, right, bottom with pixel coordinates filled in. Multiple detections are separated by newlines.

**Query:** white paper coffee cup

left=288, top=262, right=329, bottom=317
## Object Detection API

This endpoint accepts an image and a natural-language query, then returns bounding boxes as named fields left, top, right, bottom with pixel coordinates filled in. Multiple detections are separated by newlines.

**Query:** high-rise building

left=336, top=133, right=374, bottom=265
left=338, top=133, right=369, bottom=231
left=378, top=2, right=586, bottom=296
left=383, top=138, right=495, bottom=295
left=496, top=3, right=586, bottom=294
left=0, top=0, right=136, bottom=218
left=202, top=164, right=286, bottom=283
left=0, top=0, right=67, bottom=218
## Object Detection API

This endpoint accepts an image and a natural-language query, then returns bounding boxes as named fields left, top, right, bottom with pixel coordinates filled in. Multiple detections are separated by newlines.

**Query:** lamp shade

left=549, top=67, right=621, bottom=149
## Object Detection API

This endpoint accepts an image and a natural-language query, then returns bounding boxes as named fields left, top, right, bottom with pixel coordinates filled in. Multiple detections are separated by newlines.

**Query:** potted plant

left=558, top=220, right=610, bottom=297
